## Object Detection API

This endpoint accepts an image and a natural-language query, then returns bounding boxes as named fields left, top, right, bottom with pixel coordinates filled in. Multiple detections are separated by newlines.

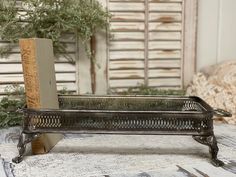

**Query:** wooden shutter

left=108, top=0, right=146, bottom=90
left=108, top=0, right=191, bottom=92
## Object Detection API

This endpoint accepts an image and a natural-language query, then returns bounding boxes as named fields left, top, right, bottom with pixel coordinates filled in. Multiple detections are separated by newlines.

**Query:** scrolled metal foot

left=192, top=135, right=224, bottom=167
left=12, top=156, right=23, bottom=164
left=211, top=158, right=224, bottom=167
left=12, top=132, right=40, bottom=163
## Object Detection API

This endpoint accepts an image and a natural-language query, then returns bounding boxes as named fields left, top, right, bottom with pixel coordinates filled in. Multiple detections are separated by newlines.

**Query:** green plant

left=119, top=85, right=186, bottom=96
left=0, top=84, right=73, bottom=128
left=0, top=0, right=110, bottom=61
left=0, top=85, right=25, bottom=128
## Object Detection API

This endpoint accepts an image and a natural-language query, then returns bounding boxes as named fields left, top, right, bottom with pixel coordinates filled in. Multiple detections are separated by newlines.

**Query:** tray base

left=13, top=132, right=224, bottom=167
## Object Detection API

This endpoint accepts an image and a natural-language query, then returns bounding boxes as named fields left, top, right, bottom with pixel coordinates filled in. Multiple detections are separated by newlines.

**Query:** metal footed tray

left=12, top=95, right=232, bottom=166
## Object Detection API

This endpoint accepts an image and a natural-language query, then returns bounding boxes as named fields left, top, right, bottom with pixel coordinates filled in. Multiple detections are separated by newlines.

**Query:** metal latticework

left=58, top=96, right=207, bottom=112
left=13, top=95, right=231, bottom=166
left=22, top=96, right=213, bottom=135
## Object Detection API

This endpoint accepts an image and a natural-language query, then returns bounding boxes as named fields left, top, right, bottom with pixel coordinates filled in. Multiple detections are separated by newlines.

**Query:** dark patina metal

left=12, top=95, right=231, bottom=166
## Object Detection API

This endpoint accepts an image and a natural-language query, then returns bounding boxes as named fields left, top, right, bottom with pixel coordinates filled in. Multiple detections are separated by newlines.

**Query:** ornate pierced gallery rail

left=12, top=95, right=231, bottom=166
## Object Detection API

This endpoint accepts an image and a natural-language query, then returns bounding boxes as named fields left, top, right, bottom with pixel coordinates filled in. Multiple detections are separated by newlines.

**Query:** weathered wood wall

left=108, top=0, right=190, bottom=92
left=0, top=0, right=198, bottom=95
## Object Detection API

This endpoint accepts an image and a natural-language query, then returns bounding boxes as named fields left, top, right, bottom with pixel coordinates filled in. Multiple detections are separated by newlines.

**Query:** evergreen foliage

left=120, top=85, right=186, bottom=96
left=0, top=84, right=72, bottom=128
left=0, top=0, right=110, bottom=61
left=0, top=85, right=25, bottom=128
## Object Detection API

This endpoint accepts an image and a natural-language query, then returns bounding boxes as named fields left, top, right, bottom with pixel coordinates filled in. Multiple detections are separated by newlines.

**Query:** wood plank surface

left=149, top=22, right=182, bottom=31
left=149, top=0, right=182, bottom=2
left=0, top=63, right=76, bottom=73
left=148, top=50, right=181, bottom=59
left=110, top=2, right=145, bottom=11
left=149, top=32, right=181, bottom=40
left=110, top=41, right=145, bottom=50
left=110, top=60, right=145, bottom=69
left=149, top=60, right=181, bottom=68
left=149, top=12, right=182, bottom=22
left=148, top=68, right=181, bottom=77
left=0, top=73, right=76, bottom=83
left=111, top=22, right=145, bottom=31
left=111, top=12, right=145, bottom=22
left=108, top=0, right=185, bottom=89
left=110, top=0, right=144, bottom=1
left=149, top=2, right=182, bottom=12
left=149, top=41, right=181, bottom=50
left=110, top=70, right=145, bottom=79
left=111, top=32, right=145, bottom=41
left=110, top=51, right=145, bottom=60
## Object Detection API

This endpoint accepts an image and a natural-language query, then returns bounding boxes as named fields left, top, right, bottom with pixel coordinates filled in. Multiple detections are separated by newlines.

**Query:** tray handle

left=213, top=108, right=232, bottom=117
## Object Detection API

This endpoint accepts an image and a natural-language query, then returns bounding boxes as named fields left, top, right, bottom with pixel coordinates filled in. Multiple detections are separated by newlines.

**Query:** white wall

left=197, top=0, right=236, bottom=70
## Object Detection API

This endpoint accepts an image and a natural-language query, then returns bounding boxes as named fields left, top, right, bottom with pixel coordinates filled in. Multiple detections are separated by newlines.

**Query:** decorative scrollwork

left=193, top=135, right=224, bottom=167
left=12, top=133, right=41, bottom=163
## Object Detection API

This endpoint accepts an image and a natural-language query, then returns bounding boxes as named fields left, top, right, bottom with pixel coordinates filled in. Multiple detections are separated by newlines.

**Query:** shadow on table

left=51, top=145, right=208, bottom=157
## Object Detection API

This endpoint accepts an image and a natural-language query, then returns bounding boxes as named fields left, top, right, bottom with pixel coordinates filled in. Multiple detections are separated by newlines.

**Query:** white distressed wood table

left=0, top=124, right=236, bottom=177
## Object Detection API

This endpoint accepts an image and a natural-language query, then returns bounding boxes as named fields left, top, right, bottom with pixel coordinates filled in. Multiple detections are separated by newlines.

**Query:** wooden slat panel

left=110, top=79, right=144, bottom=87
left=57, top=82, right=76, bottom=91
left=110, top=70, right=144, bottom=79
left=148, top=69, right=181, bottom=77
left=149, top=13, right=181, bottom=22
left=55, top=73, right=76, bottom=82
left=149, top=41, right=181, bottom=50
left=149, top=0, right=182, bottom=2
left=110, top=0, right=144, bottom=1
left=0, top=63, right=76, bottom=73
left=111, top=32, right=144, bottom=41
left=110, top=2, right=145, bottom=12
left=149, top=60, right=181, bottom=68
left=149, top=78, right=181, bottom=86
left=110, top=51, right=145, bottom=60
left=149, top=22, right=182, bottom=31
left=149, top=3, right=182, bottom=12
left=108, top=0, right=185, bottom=90
left=0, top=64, right=23, bottom=73
left=49, top=63, right=76, bottom=72
left=0, top=73, right=76, bottom=83
left=111, top=22, right=145, bottom=31
left=149, top=50, right=181, bottom=59
left=0, top=82, right=76, bottom=93
left=0, top=54, right=76, bottom=62
left=149, top=32, right=181, bottom=40
left=111, top=12, right=145, bottom=22
left=109, top=60, right=144, bottom=69
left=110, top=41, right=145, bottom=50
left=0, top=43, right=76, bottom=53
